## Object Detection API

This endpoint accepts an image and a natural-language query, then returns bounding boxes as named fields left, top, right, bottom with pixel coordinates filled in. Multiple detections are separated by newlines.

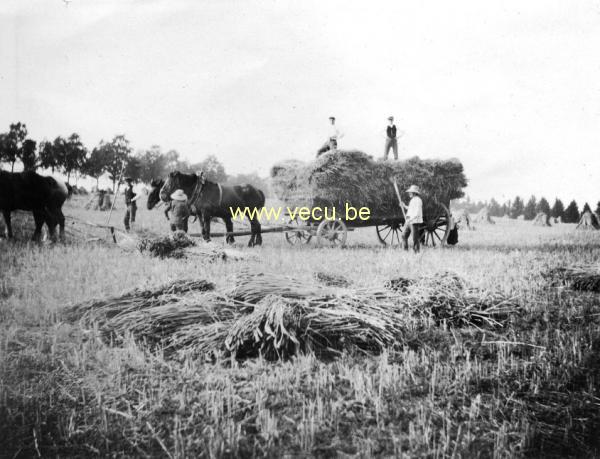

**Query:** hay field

left=1, top=196, right=600, bottom=457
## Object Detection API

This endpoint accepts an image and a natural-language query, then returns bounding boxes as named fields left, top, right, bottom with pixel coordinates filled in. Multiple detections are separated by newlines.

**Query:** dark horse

left=147, top=179, right=171, bottom=220
left=160, top=171, right=265, bottom=246
left=0, top=170, right=70, bottom=241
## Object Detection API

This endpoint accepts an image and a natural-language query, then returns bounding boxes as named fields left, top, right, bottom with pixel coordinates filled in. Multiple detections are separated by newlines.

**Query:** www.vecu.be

left=229, top=205, right=371, bottom=222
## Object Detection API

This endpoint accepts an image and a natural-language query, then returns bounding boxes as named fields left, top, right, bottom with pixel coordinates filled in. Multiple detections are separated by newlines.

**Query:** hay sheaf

left=65, top=271, right=518, bottom=361
left=270, top=151, right=467, bottom=218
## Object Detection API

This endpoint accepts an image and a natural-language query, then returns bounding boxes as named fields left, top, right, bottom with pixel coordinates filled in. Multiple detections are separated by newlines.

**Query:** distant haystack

left=576, top=211, right=600, bottom=230
left=533, top=212, right=551, bottom=227
left=454, top=209, right=473, bottom=230
left=473, top=207, right=495, bottom=224
left=553, top=216, right=563, bottom=225
left=517, top=215, right=525, bottom=221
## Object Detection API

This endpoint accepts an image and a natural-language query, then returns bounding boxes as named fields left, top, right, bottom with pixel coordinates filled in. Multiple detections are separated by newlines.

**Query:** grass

left=1, top=196, right=600, bottom=457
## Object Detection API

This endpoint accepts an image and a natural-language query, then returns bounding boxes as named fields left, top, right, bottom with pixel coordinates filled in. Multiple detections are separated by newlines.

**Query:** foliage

left=564, top=200, right=580, bottom=223
left=96, top=135, right=133, bottom=191
left=38, top=140, right=59, bottom=173
left=81, top=146, right=108, bottom=186
left=191, top=154, right=227, bottom=182
left=582, top=202, right=592, bottom=214
left=551, top=198, right=565, bottom=219
left=0, top=122, right=28, bottom=171
left=523, top=195, right=537, bottom=220
left=61, top=134, right=88, bottom=182
left=536, top=197, right=551, bottom=216
left=510, top=196, right=524, bottom=219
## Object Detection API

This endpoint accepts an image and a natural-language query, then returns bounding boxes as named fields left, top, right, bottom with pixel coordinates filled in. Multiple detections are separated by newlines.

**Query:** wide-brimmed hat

left=406, top=185, right=421, bottom=194
left=329, top=116, right=335, bottom=120
left=124, top=177, right=133, bottom=182
left=388, top=116, right=394, bottom=121
left=170, top=189, right=187, bottom=201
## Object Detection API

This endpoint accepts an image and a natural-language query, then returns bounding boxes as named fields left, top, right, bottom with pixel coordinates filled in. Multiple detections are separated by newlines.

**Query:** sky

left=1, top=0, right=600, bottom=204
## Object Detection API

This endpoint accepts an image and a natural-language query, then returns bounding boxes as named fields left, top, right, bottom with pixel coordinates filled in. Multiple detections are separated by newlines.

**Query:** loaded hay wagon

left=270, top=150, right=467, bottom=247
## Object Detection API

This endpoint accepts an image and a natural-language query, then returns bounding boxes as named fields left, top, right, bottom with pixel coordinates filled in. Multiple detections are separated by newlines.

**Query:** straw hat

left=170, top=189, right=187, bottom=201
left=388, top=116, right=394, bottom=121
left=406, top=185, right=421, bottom=195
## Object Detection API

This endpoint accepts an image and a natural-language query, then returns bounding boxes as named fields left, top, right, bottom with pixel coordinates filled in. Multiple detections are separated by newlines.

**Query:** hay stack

left=270, top=151, right=467, bottom=218
left=473, top=207, right=495, bottom=224
left=533, top=212, right=551, bottom=227
left=576, top=211, right=600, bottom=230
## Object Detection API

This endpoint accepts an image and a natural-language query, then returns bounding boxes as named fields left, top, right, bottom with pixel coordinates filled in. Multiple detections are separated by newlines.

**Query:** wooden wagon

left=282, top=180, right=455, bottom=248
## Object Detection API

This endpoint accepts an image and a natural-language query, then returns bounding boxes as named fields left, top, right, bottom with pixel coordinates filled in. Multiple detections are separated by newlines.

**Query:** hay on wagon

left=270, top=150, right=467, bottom=219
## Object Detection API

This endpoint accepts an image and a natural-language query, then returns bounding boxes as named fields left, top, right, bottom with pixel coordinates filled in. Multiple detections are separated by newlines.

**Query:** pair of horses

left=147, top=171, right=265, bottom=247
left=0, top=170, right=70, bottom=241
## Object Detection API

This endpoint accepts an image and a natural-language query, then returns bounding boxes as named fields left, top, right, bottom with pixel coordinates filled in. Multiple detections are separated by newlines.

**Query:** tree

left=21, top=139, right=37, bottom=171
left=81, top=146, right=108, bottom=188
left=551, top=198, right=565, bottom=220
left=595, top=201, right=600, bottom=216
left=488, top=198, right=501, bottom=217
left=536, top=197, right=551, bottom=216
left=124, top=155, right=143, bottom=182
left=523, top=195, right=537, bottom=220
left=136, top=145, right=169, bottom=183
left=582, top=202, right=592, bottom=214
left=510, top=196, right=524, bottom=219
left=39, top=140, right=60, bottom=173
left=61, top=134, right=87, bottom=183
left=563, top=200, right=580, bottom=223
left=193, top=154, right=227, bottom=182
left=0, top=122, right=28, bottom=171
left=103, top=135, right=132, bottom=191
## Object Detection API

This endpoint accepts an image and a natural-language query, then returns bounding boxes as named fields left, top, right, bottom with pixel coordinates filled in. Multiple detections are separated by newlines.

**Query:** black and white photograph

left=1, top=1, right=600, bottom=457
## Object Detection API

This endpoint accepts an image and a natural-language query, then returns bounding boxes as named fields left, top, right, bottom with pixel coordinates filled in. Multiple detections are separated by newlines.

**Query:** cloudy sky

left=2, top=0, right=600, bottom=203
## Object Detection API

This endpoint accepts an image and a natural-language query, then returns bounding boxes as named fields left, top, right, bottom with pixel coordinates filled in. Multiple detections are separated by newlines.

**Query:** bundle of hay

left=472, top=207, right=495, bottom=224
left=313, top=271, right=351, bottom=287
left=138, top=231, right=198, bottom=259
left=543, top=265, right=600, bottom=292
left=270, top=151, right=467, bottom=218
left=65, top=272, right=518, bottom=361
left=533, top=212, right=551, bottom=227
left=576, top=211, right=600, bottom=230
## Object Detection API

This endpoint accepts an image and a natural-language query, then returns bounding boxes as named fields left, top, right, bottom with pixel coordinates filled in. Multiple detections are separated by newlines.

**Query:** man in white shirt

left=401, top=184, right=423, bottom=252
left=317, top=116, right=344, bottom=156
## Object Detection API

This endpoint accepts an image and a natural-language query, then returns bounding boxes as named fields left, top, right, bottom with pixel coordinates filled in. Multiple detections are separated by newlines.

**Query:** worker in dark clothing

left=384, top=116, right=403, bottom=160
left=123, top=177, right=137, bottom=231
left=167, top=189, right=190, bottom=232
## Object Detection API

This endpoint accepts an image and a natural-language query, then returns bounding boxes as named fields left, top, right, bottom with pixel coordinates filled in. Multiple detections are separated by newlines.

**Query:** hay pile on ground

left=576, top=211, right=600, bottom=230
left=65, top=271, right=519, bottom=361
left=533, top=212, right=551, bottom=226
left=544, top=265, right=600, bottom=292
left=138, top=231, right=198, bottom=259
left=473, top=207, right=495, bottom=224
left=270, top=151, right=467, bottom=218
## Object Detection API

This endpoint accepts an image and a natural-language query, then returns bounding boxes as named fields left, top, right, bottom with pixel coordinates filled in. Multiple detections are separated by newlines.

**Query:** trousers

left=384, top=138, right=398, bottom=160
left=402, top=223, right=421, bottom=252
left=124, top=204, right=137, bottom=230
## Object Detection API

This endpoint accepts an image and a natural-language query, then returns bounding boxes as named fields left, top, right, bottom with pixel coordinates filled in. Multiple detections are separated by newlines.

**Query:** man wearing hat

left=401, top=185, right=423, bottom=252
left=384, top=116, right=402, bottom=160
left=123, top=177, right=137, bottom=231
left=167, top=189, right=190, bottom=233
left=317, top=116, right=344, bottom=156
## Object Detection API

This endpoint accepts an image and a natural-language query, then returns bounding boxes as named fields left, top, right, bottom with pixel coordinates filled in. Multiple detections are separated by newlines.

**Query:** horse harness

left=188, top=174, right=223, bottom=209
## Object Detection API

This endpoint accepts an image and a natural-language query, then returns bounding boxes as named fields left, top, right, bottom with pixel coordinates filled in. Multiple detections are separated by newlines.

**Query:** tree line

left=0, top=122, right=270, bottom=193
left=458, top=195, right=600, bottom=223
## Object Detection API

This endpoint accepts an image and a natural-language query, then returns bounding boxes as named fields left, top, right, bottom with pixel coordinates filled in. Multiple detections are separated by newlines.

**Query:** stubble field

left=1, top=196, right=599, bottom=458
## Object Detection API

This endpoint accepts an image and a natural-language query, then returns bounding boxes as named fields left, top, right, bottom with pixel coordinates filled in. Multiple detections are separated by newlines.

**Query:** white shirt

left=328, top=124, right=344, bottom=141
left=405, top=195, right=423, bottom=224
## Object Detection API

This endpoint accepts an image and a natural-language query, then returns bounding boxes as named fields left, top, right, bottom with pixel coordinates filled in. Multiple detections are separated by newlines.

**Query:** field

left=1, top=195, right=600, bottom=458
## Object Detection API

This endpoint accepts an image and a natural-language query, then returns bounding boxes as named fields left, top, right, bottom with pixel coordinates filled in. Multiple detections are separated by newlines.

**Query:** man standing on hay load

left=401, top=185, right=423, bottom=253
left=123, top=177, right=137, bottom=231
left=317, top=116, right=344, bottom=156
left=384, top=116, right=403, bottom=160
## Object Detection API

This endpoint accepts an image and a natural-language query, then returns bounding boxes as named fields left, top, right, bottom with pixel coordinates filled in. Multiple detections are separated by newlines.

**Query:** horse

left=160, top=171, right=265, bottom=246
left=0, top=170, right=70, bottom=241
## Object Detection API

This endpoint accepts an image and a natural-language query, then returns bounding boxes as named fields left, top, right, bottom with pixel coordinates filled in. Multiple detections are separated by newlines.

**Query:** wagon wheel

left=317, top=219, right=347, bottom=247
left=376, top=220, right=404, bottom=246
left=284, top=218, right=313, bottom=245
left=420, top=204, right=452, bottom=247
